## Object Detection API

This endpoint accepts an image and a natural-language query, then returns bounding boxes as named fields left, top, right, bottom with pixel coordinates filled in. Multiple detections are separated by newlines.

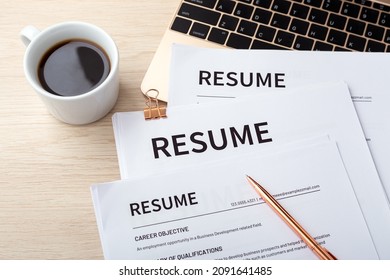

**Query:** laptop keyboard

left=170, top=0, right=390, bottom=51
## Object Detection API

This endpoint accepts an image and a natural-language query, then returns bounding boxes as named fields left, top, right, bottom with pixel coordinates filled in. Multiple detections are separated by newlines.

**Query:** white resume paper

left=112, top=82, right=390, bottom=259
left=168, top=44, right=390, bottom=202
left=91, top=141, right=378, bottom=260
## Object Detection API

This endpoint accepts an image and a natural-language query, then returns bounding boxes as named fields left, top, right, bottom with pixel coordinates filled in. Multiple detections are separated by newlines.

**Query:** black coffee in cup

left=38, top=39, right=110, bottom=97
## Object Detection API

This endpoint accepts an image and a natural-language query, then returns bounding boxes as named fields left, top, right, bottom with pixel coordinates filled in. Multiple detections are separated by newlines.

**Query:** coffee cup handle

left=20, top=25, right=40, bottom=47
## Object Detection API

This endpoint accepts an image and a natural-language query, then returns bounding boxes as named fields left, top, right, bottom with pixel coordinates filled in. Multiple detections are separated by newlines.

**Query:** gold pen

left=246, top=175, right=337, bottom=260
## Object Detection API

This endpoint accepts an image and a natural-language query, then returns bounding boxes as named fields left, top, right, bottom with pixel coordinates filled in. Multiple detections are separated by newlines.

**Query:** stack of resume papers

left=91, top=45, right=390, bottom=260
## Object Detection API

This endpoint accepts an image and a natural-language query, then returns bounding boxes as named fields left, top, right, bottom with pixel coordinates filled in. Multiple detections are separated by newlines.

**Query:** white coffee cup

left=21, top=21, right=119, bottom=125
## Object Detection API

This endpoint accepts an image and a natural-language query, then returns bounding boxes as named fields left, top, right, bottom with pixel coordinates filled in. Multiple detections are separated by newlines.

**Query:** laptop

left=141, top=0, right=390, bottom=102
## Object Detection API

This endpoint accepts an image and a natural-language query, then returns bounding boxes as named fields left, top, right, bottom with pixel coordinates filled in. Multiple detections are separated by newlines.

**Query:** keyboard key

left=387, top=45, right=390, bottom=52
left=314, top=41, right=334, bottom=50
left=379, top=12, right=390, bottom=28
left=327, top=29, right=347, bottom=46
left=227, top=33, right=252, bottom=48
left=346, top=18, right=366, bottom=35
left=385, top=29, right=390, bottom=43
left=323, top=0, right=342, bottom=13
left=294, top=36, right=314, bottom=50
left=327, top=13, right=347, bottom=30
left=289, top=18, right=310, bottom=35
left=274, top=30, right=295, bottom=47
left=238, top=0, right=252, bottom=3
left=184, top=0, right=217, bottom=8
left=208, top=27, right=229, bottom=44
left=254, top=0, right=273, bottom=9
left=171, top=17, right=192, bottom=34
left=216, top=0, right=236, bottom=13
left=190, top=22, right=211, bottom=39
left=354, top=0, right=372, bottom=7
left=304, top=0, right=322, bottom=8
left=238, top=20, right=258, bottom=36
left=253, top=8, right=273, bottom=24
left=290, top=3, right=310, bottom=19
left=365, top=24, right=385, bottom=41
left=251, top=39, right=289, bottom=49
left=178, top=3, right=221, bottom=25
left=309, top=8, right=329, bottom=24
left=346, top=34, right=367, bottom=51
left=366, top=40, right=386, bottom=51
left=374, top=3, right=390, bottom=12
left=334, top=46, right=351, bottom=51
left=271, top=13, right=291, bottom=29
left=308, top=23, right=329, bottom=40
left=234, top=3, right=255, bottom=19
left=271, top=0, right=292, bottom=14
left=219, top=14, right=239, bottom=30
left=256, top=25, right=277, bottom=41
left=341, top=2, right=361, bottom=18
left=360, top=8, right=380, bottom=23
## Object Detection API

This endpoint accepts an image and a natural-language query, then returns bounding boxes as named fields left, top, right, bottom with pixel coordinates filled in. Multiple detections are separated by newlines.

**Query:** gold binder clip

left=144, top=89, right=167, bottom=120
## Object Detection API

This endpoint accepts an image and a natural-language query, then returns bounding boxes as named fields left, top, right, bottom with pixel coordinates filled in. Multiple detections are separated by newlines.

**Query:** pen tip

left=246, top=175, right=255, bottom=184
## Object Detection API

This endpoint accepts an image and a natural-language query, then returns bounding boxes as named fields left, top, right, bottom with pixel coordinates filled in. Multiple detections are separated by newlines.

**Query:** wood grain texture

left=0, top=0, right=179, bottom=259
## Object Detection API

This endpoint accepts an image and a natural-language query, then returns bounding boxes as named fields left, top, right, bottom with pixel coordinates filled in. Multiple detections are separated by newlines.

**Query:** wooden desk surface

left=0, top=0, right=180, bottom=259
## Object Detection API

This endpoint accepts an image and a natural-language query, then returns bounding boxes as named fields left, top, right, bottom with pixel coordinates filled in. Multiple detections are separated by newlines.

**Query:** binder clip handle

left=144, top=89, right=167, bottom=120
